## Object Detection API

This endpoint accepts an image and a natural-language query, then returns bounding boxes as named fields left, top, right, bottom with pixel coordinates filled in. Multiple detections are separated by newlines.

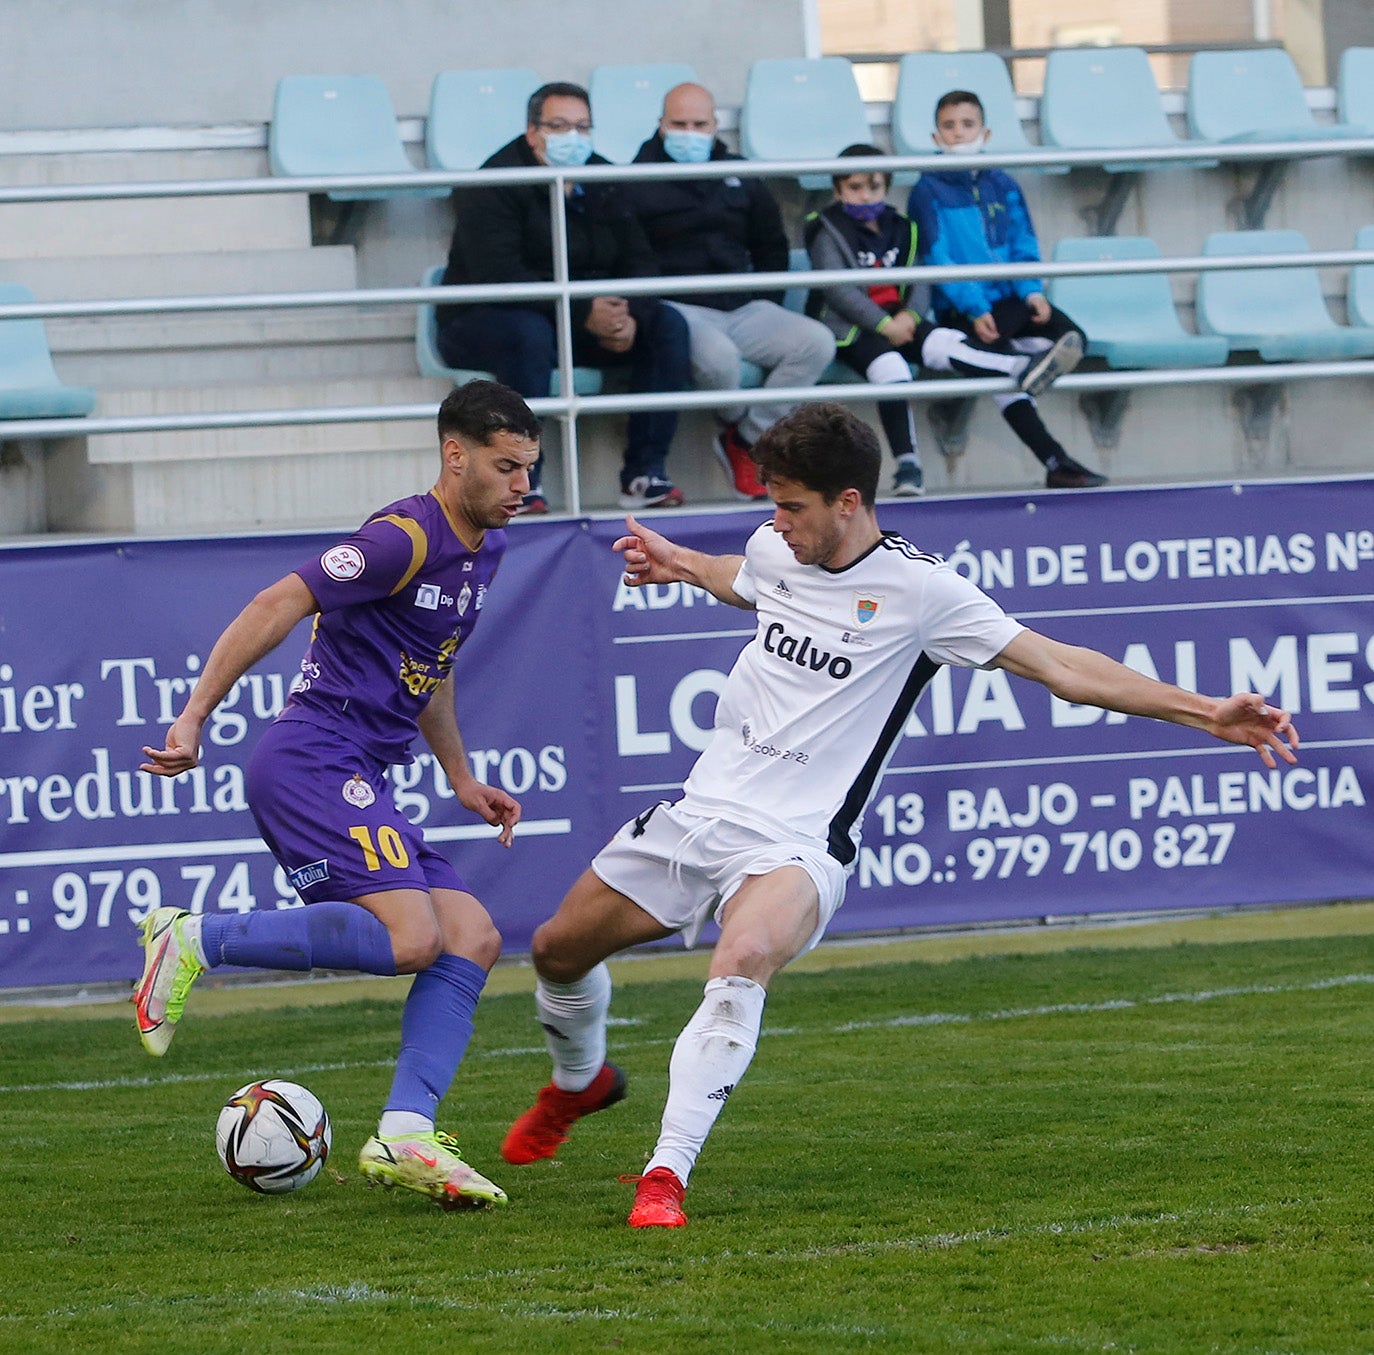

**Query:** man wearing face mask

left=437, top=82, right=692, bottom=513
left=624, top=83, right=835, bottom=503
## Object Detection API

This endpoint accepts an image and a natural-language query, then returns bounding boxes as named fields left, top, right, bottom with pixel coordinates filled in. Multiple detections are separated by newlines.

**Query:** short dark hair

left=934, top=89, right=985, bottom=122
left=527, top=82, right=591, bottom=127
left=752, top=403, right=881, bottom=508
left=437, top=380, right=540, bottom=446
left=833, top=141, right=889, bottom=190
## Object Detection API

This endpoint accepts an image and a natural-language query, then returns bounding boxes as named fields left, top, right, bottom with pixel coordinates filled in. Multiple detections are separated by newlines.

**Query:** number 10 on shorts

left=348, top=824, right=411, bottom=871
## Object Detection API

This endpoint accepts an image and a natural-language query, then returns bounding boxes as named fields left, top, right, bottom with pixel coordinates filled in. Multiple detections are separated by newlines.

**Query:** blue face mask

left=841, top=200, right=886, bottom=223
left=542, top=129, right=593, bottom=167
left=662, top=130, right=713, bottom=164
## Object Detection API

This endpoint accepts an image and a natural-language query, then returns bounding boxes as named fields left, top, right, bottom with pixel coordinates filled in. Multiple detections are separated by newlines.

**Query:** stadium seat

left=892, top=51, right=1031, bottom=159
left=1040, top=47, right=1195, bottom=172
left=0, top=283, right=96, bottom=419
left=1196, top=229, right=1374, bottom=360
left=426, top=68, right=541, bottom=171
left=270, top=75, right=440, bottom=200
left=1187, top=49, right=1365, bottom=144
left=1336, top=48, right=1374, bottom=134
left=414, top=266, right=603, bottom=395
left=740, top=58, right=872, bottom=189
left=1347, top=225, right=1374, bottom=328
left=1048, top=237, right=1229, bottom=368
left=588, top=62, right=699, bottom=165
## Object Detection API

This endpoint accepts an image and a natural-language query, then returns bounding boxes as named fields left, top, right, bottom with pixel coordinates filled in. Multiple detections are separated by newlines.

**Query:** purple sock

left=200, top=903, right=397, bottom=975
left=384, top=954, right=488, bottom=1118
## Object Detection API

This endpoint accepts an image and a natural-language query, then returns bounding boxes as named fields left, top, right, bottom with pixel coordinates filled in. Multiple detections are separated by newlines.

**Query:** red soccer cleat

left=625, top=1166, right=688, bottom=1228
left=500, top=1062, right=627, bottom=1165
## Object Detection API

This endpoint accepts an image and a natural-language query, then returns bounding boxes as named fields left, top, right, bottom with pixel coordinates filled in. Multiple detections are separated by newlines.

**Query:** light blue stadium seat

left=1049, top=237, right=1228, bottom=368
left=1187, top=49, right=1365, bottom=144
left=1196, top=230, right=1374, bottom=360
left=1336, top=48, right=1374, bottom=134
left=426, top=68, right=541, bottom=171
left=0, top=284, right=96, bottom=420
left=588, top=62, right=698, bottom=165
left=414, top=266, right=603, bottom=395
left=740, top=58, right=872, bottom=189
left=270, top=75, right=440, bottom=200
left=1040, top=47, right=1196, bottom=172
left=893, top=51, right=1033, bottom=161
left=1348, top=225, right=1374, bottom=328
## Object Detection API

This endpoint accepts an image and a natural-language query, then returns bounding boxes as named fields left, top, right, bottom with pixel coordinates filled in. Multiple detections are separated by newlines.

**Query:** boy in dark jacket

left=806, top=146, right=1102, bottom=493
left=906, top=91, right=1104, bottom=489
left=438, top=82, right=691, bottom=513
left=625, top=83, right=834, bottom=501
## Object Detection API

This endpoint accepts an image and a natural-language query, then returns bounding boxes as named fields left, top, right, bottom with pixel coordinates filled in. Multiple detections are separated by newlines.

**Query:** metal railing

left=4, top=140, right=1374, bottom=511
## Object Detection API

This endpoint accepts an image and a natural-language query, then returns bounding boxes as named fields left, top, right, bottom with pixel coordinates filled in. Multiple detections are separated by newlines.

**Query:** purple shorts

left=246, top=717, right=468, bottom=903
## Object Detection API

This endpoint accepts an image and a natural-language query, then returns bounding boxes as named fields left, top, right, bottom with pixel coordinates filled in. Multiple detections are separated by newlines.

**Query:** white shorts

left=591, top=800, right=848, bottom=951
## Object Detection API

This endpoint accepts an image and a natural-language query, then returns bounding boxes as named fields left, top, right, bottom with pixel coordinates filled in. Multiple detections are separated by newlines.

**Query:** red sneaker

left=500, top=1063, right=627, bottom=1165
left=712, top=425, right=769, bottom=501
left=625, top=1166, right=688, bottom=1228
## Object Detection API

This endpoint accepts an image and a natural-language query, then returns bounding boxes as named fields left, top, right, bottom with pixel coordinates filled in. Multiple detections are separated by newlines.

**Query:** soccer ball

left=215, top=1079, right=332, bottom=1194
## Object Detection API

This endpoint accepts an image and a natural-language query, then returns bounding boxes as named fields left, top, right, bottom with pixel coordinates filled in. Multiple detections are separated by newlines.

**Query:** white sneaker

left=1018, top=331, right=1083, bottom=398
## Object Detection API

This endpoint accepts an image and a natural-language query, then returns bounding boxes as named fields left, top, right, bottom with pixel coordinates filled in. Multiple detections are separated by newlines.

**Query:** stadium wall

left=0, top=0, right=805, bottom=129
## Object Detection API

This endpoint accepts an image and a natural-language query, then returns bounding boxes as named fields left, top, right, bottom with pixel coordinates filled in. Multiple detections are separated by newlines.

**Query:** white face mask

left=940, top=134, right=987, bottom=156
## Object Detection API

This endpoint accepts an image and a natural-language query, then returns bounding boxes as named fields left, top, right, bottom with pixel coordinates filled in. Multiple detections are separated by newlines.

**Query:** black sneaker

left=1046, top=460, right=1108, bottom=489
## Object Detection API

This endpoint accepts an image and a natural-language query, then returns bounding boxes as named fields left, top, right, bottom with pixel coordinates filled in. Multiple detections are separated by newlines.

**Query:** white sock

left=994, top=391, right=1034, bottom=413
left=645, top=975, right=766, bottom=1186
left=378, top=1110, right=433, bottom=1137
left=1011, top=335, right=1053, bottom=355
left=536, top=962, right=612, bottom=1093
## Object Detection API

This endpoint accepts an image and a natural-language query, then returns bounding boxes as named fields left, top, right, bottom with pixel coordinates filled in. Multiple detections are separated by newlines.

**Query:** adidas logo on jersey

left=773, top=579, right=792, bottom=598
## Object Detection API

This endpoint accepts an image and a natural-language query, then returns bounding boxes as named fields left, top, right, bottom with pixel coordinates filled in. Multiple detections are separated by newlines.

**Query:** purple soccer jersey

left=281, top=490, right=506, bottom=763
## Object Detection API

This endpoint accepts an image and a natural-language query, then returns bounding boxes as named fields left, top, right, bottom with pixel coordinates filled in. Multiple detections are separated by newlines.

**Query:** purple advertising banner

left=2, top=477, right=1371, bottom=989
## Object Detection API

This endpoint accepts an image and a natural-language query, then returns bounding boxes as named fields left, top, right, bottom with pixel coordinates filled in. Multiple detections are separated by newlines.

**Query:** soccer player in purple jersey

left=133, top=380, right=539, bottom=1210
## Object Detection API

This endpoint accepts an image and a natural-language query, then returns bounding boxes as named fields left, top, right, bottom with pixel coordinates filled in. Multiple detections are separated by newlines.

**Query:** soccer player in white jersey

left=500, top=402, right=1300, bottom=1228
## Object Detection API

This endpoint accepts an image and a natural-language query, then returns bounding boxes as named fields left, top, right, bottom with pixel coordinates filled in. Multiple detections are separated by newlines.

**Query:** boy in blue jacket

left=907, top=91, right=1106, bottom=489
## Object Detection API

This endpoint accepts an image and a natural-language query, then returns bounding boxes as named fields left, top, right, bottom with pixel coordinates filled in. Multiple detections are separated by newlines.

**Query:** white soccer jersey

left=680, top=523, right=1024, bottom=864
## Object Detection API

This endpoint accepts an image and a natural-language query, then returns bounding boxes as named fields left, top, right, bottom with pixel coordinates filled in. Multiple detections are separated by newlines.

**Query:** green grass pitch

left=1, top=925, right=1371, bottom=1354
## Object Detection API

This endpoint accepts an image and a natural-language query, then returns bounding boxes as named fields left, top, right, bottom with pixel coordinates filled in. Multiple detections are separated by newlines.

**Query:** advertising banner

left=2, top=477, right=1370, bottom=989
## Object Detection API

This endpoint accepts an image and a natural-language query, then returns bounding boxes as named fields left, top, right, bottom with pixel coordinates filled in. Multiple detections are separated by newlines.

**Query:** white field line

left=3, top=972, right=1368, bottom=1097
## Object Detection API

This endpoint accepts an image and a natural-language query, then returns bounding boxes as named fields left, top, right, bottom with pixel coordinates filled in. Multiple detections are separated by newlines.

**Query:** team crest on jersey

left=852, top=593, right=884, bottom=626
left=456, top=582, right=472, bottom=616
left=321, top=544, right=365, bottom=581
left=342, top=774, right=376, bottom=809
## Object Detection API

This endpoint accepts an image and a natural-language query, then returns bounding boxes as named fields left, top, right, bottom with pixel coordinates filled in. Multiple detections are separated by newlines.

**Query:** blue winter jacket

left=906, top=166, right=1044, bottom=323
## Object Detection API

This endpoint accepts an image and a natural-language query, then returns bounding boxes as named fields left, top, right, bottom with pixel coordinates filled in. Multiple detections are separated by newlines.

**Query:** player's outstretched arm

left=613, top=513, right=754, bottom=610
left=139, top=573, right=319, bottom=777
left=993, top=629, right=1300, bottom=769
left=418, top=673, right=521, bottom=847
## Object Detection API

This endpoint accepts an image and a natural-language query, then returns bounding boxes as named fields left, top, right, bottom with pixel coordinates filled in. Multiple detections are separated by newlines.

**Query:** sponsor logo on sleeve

left=321, top=544, right=366, bottom=581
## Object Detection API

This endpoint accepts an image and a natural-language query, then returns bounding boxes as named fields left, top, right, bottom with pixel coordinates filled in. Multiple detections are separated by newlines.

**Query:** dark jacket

left=623, top=134, right=789, bottom=311
left=439, top=134, right=659, bottom=330
left=803, top=202, right=928, bottom=347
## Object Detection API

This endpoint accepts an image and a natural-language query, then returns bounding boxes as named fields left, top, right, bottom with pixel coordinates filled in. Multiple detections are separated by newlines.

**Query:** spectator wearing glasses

left=437, top=82, right=691, bottom=513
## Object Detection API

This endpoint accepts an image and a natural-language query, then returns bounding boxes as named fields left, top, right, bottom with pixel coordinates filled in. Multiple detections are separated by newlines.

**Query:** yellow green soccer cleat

left=358, top=1130, right=508, bottom=1210
left=131, top=906, right=206, bottom=1057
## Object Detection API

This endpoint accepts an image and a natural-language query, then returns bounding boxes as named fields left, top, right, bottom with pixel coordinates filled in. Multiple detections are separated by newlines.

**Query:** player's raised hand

left=1208, top=693, right=1300, bottom=769
left=457, top=778, right=522, bottom=848
left=614, top=513, right=681, bottom=586
left=139, top=713, right=203, bottom=777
